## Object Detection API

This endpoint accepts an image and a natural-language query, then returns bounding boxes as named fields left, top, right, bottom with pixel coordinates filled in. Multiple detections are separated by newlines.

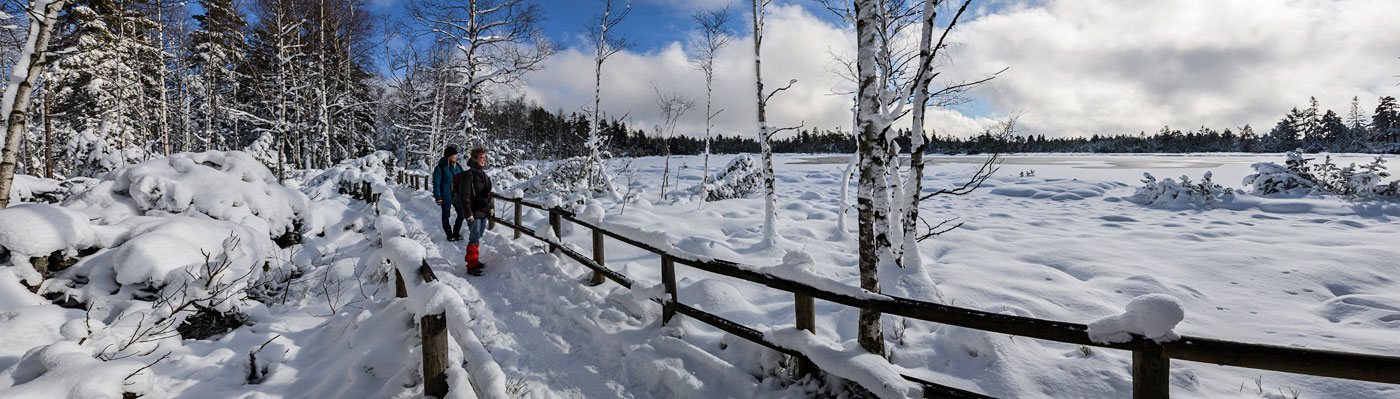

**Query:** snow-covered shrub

left=1129, top=172, right=1234, bottom=208
left=70, top=151, right=312, bottom=245
left=7, top=174, right=67, bottom=204
left=300, top=150, right=397, bottom=201
left=1244, top=150, right=1398, bottom=199
left=65, top=128, right=141, bottom=177
left=38, top=218, right=278, bottom=348
left=696, top=154, right=763, bottom=201
left=243, top=131, right=288, bottom=174
left=489, top=164, right=539, bottom=191
left=519, top=156, right=608, bottom=200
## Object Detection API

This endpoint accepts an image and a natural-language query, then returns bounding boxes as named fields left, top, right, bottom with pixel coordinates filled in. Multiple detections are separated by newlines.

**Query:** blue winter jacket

left=431, top=157, right=464, bottom=204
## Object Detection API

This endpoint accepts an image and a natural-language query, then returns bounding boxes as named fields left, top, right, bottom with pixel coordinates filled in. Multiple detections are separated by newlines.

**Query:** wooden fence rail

left=486, top=193, right=1400, bottom=398
left=396, top=261, right=449, bottom=398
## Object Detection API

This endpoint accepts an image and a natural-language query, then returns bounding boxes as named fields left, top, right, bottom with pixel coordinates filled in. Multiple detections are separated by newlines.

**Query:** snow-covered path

left=392, top=186, right=798, bottom=398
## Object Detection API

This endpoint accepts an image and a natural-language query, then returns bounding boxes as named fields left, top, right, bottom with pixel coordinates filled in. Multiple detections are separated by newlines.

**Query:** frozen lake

left=785, top=152, right=1391, bottom=188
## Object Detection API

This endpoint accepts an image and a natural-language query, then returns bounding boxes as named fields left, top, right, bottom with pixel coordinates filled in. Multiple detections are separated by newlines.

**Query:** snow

left=67, top=151, right=311, bottom=240
left=1087, top=294, right=1186, bottom=344
left=6, top=175, right=65, bottom=204
left=3, top=152, right=1398, bottom=399
left=0, top=203, right=95, bottom=259
left=767, top=327, right=922, bottom=399
left=0, top=204, right=96, bottom=284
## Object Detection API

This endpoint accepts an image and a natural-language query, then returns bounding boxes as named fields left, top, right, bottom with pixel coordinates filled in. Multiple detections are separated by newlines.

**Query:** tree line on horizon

left=478, top=94, right=1400, bottom=159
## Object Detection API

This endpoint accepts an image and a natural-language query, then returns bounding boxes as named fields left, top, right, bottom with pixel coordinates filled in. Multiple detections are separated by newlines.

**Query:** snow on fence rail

left=483, top=192, right=1400, bottom=399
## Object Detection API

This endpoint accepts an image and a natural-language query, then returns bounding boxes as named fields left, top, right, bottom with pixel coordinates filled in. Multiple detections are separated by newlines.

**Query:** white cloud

left=516, top=0, right=1400, bottom=140
left=516, top=4, right=858, bottom=140
left=948, top=0, right=1400, bottom=137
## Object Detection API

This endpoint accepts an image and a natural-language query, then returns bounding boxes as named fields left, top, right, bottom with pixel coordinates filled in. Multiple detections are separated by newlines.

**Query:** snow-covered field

left=2, top=152, right=1397, bottom=398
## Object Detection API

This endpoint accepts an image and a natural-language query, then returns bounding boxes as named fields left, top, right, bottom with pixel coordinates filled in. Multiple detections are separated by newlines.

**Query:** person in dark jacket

left=431, top=145, right=466, bottom=241
left=452, top=147, right=493, bottom=275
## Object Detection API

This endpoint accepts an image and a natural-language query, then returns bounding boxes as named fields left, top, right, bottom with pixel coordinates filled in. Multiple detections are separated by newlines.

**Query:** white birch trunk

left=854, top=0, right=887, bottom=357
left=0, top=0, right=65, bottom=209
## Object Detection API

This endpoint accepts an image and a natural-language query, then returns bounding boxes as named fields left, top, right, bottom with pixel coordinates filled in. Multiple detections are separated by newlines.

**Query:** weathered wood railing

left=483, top=192, right=1400, bottom=398
left=396, top=261, right=449, bottom=398
left=396, top=170, right=429, bottom=191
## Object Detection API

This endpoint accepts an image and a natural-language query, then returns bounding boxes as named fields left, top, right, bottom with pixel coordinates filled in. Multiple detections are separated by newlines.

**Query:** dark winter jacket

left=431, top=157, right=464, bottom=204
left=452, top=164, right=493, bottom=218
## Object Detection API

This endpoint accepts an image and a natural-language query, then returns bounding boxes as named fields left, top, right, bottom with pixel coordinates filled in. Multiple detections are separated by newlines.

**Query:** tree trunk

left=853, top=0, right=885, bottom=357
left=0, top=0, right=66, bottom=209
left=753, top=0, right=778, bottom=247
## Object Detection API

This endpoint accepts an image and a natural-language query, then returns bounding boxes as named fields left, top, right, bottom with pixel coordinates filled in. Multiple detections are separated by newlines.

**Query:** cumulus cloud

left=516, top=0, right=1400, bottom=140
left=516, top=4, right=858, bottom=140
left=948, top=0, right=1400, bottom=137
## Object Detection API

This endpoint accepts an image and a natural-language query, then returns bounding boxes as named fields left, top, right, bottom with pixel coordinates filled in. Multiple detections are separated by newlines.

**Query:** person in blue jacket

left=431, top=145, right=465, bottom=241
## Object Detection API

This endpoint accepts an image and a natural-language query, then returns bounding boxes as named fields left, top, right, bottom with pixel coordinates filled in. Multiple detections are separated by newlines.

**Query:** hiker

left=453, top=147, right=494, bottom=275
left=431, top=145, right=465, bottom=241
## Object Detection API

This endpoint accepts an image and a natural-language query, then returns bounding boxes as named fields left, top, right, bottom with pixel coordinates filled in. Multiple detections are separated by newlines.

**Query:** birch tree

left=0, top=0, right=66, bottom=209
left=751, top=0, right=801, bottom=247
left=847, top=0, right=1002, bottom=356
left=407, top=0, right=553, bottom=151
left=583, top=0, right=629, bottom=195
left=687, top=6, right=731, bottom=205
left=652, top=84, right=693, bottom=201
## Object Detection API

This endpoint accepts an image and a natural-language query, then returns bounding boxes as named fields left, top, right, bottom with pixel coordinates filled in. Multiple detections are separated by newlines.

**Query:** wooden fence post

left=361, top=181, right=371, bottom=203
left=513, top=198, right=523, bottom=240
left=549, top=209, right=561, bottom=254
left=661, top=255, right=677, bottom=325
left=795, top=293, right=817, bottom=377
left=395, top=270, right=408, bottom=298
left=422, top=313, right=449, bottom=398
left=590, top=228, right=606, bottom=286
left=1133, top=346, right=1170, bottom=399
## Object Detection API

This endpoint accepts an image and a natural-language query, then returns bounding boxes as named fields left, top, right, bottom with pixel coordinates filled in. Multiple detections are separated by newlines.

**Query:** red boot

left=465, top=244, right=483, bottom=273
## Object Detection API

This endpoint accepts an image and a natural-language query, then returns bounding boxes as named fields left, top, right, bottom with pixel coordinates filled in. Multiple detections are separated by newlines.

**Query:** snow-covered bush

left=1244, top=150, right=1399, bottom=199
left=519, top=156, right=607, bottom=199
left=7, top=175, right=67, bottom=204
left=489, top=164, right=539, bottom=191
left=62, top=151, right=311, bottom=245
left=696, top=154, right=763, bottom=201
left=300, top=150, right=397, bottom=201
left=1129, top=172, right=1234, bottom=208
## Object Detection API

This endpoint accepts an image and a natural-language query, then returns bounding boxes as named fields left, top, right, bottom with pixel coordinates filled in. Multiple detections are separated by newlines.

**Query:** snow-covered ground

left=2, top=152, right=1397, bottom=398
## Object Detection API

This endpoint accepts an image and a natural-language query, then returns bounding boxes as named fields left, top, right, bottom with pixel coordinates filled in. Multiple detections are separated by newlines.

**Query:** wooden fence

left=483, top=192, right=1400, bottom=399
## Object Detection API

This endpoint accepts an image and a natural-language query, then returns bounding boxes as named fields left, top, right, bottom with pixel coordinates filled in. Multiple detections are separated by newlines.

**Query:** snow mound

left=986, top=178, right=1116, bottom=201
left=68, top=151, right=310, bottom=242
left=1087, top=294, right=1185, bottom=344
left=0, top=204, right=96, bottom=284
left=0, top=340, right=151, bottom=399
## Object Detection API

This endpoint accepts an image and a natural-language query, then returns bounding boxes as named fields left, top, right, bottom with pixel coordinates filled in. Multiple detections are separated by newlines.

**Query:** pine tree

left=1373, top=96, right=1399, bottom=146
left=49, top=0, right=165, bottom=176
left=188, top=0, right=247, bottom=153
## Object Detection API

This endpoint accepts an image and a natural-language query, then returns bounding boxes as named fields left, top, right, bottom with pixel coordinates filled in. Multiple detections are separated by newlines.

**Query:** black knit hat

left=444, top=145, right=459, bottom=157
